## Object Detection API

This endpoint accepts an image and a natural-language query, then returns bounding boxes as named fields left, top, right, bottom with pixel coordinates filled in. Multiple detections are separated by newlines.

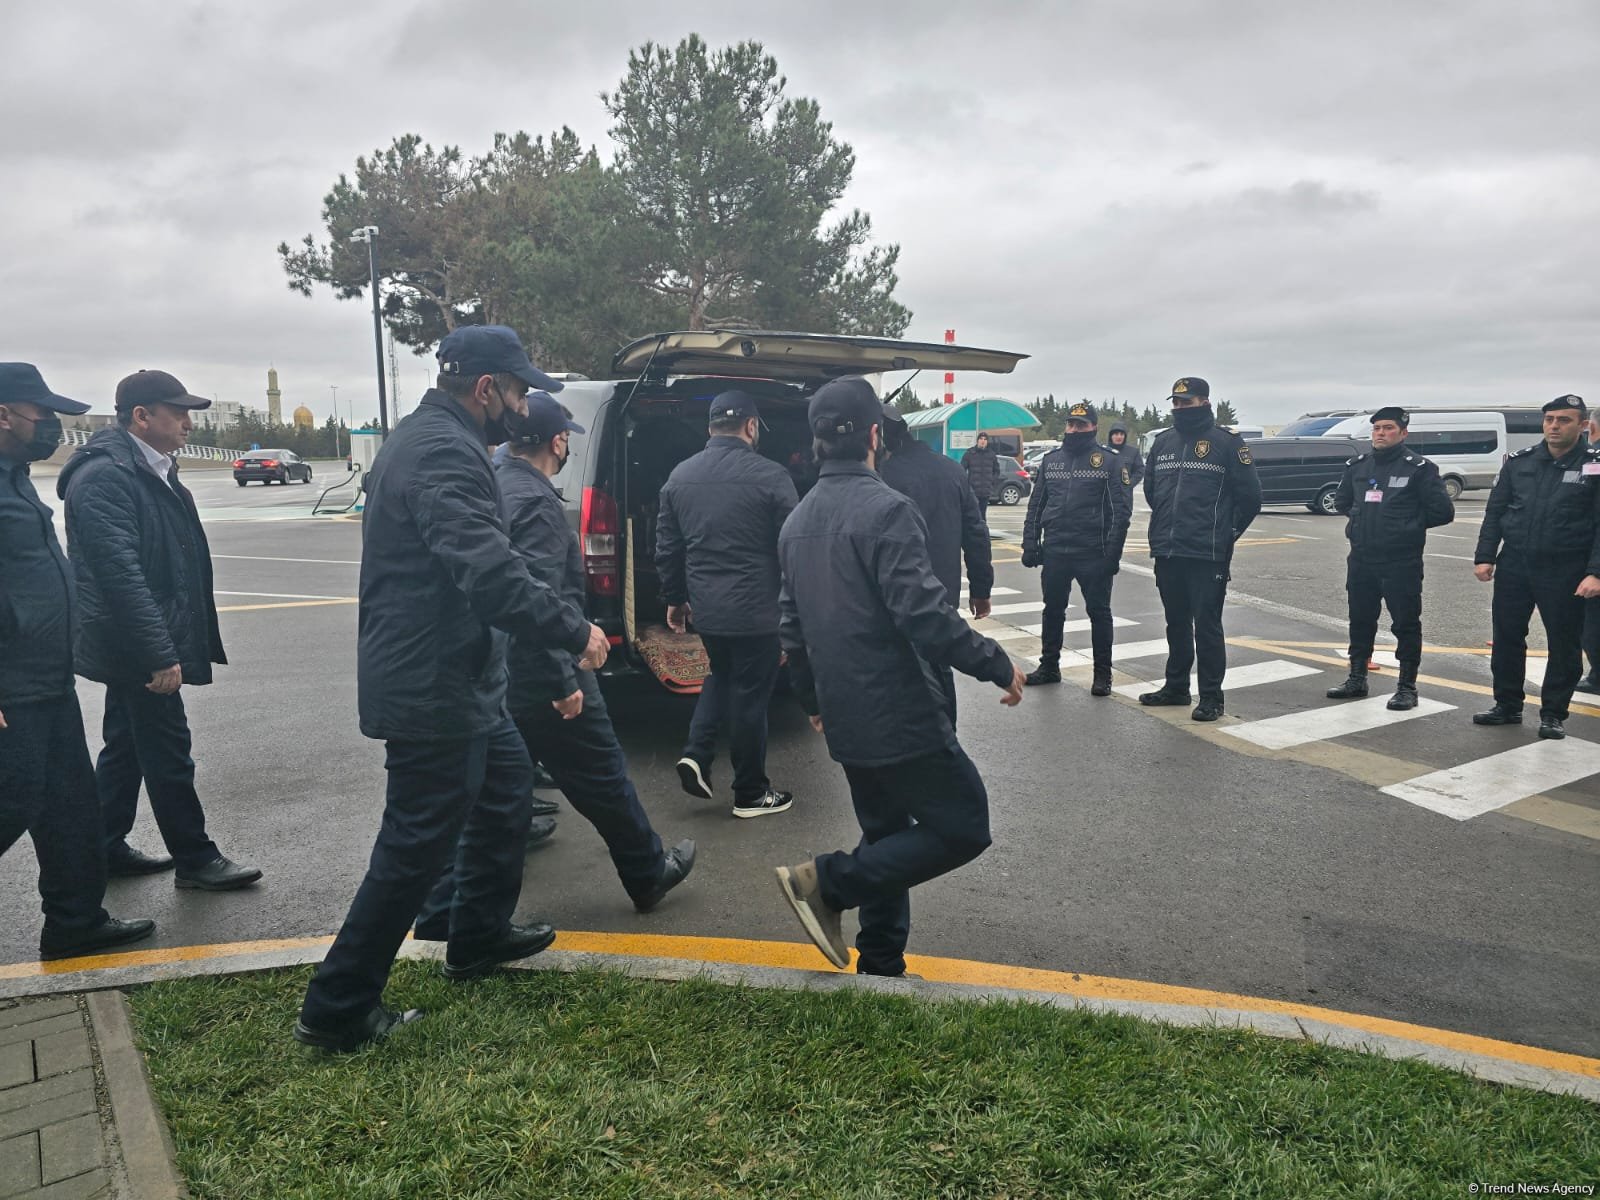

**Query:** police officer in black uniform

left=296, top=326, right=610, bottom=1053
left=1020, top=402, right=1132, bottom=694
left=1, top=363, right=155, bottom=961
left=771, top=377, right=1025, bottom=975
left=1325, top=407, right=1454, bottom=709
left=1579, top=409, right=1600, bottom=696
left=1472, top=394, right=1600, bottom=739
left=1140, top=377, right=1263, bottom=721
left=878, top=403, right=994, bottom=724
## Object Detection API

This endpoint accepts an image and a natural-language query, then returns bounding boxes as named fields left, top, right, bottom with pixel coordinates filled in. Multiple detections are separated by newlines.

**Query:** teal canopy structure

left=902, top=397, right=1040, bottom=460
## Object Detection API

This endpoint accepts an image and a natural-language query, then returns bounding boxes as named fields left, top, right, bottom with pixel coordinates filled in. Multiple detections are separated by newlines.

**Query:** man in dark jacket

left=1020, top=402, right=1132, bottom=695
left=878, top=405, right=994, bottom=724
left=296, top=326, right=610, bottom=1054
left=773, top=377, right=1025, bottom=977
left=1105, top=421, right=1144, bottom=490
left=1472, top=394, right=1600, bottom=740
left=59, top=370, right=260, bottom=891
left=416, top=394, right=694, bottom=924
left=656, top=390, right=799, bottom=818
left=1140, top=377, right=1263, bottom=721
left=1, top=363, right=155, bottom=960
left=1579, top=412, right=1600, bottom=697
left=960, top=432, right=1001, bottom=524
left=1325, top=407, right=1455, bottom=710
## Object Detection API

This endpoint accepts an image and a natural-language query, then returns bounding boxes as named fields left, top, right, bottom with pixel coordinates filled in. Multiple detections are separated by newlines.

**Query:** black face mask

left=17, top=413, right=63, bottom=462
left=496, top=407, right=535, bottom=445
left=1062, top=430, right=1097, bottom=452
left=1172, top=406, right=1212, bottom=435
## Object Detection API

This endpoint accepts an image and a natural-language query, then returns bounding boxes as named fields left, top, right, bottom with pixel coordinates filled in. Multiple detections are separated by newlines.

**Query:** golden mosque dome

left=292, top=404, right=315, bottom=429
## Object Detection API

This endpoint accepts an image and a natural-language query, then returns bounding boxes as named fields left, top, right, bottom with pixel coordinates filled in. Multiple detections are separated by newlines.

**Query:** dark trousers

left=96, top=685, right=219, bottom=869
left=975, top=497, right=990, bottom=526
left=1154, top=556, right=1230, bottom=699
left=816, top=747, right=991, bottom=977
left=299, top=719, right=532, bottom=1030
left=684, top=632, right=782, bottom=805
left=1346, top=555, right=1424, bottom=668
left=1583, top=598, right=1600, bottom=684
left=0, top=694, right=110, bottom=941
left=1038, top=553, right=1115, bottom=670
left=1490, top=555, right=1587, bottom=720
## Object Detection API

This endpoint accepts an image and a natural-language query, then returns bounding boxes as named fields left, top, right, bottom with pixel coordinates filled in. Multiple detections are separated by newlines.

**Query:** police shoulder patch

left=1237, top=446, right=1252, bottom=466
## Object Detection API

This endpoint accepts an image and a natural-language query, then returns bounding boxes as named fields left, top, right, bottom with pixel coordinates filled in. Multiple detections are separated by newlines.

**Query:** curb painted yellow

left=0, top=936, right=334, bottom=980
left=216, top=599, right=358, bottom=613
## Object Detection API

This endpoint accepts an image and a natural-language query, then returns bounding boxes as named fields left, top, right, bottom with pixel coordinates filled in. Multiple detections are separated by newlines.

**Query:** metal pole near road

left=329, top=385, right=342, bottom=459
left=349, top=225, right=390, bottom=436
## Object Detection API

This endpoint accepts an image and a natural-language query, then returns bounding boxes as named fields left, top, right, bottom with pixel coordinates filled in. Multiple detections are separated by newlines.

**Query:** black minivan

left=544, top=330, right=1027, bottom=693
left=1248, top=436, right=1365, bottom=515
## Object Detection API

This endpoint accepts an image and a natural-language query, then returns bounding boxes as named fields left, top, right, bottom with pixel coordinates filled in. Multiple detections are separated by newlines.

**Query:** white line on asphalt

left=212, top=554, right=361, bottom=565
left=1020, top=616, right=1139, bottom=635
left=1223, top=694, right=1457, bottom=750
left=1381, top=739, right=1600, bottom=820
left=986, top=600, right=1054, bottom=616
left=214, top=590, right=352, bottom=600
left=959, top=585, right=1020, bottom=596
left=1427, top=553, right=1477, bottom=562
left=1113, top=658, right=1322, bottom=698
left=1059, top=638, right=1172, bottom=667
left=986, top=628, right=1039, bottom=642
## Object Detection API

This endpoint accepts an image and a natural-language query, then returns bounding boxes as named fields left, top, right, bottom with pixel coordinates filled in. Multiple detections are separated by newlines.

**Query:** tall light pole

left=348, top=225, right=390, bottom=436
left=329, top=385, right=341, bottom=459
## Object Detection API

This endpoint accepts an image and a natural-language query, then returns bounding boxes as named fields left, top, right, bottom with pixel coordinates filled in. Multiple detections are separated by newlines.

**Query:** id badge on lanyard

left=1364, top=478, right=1383, bottom=503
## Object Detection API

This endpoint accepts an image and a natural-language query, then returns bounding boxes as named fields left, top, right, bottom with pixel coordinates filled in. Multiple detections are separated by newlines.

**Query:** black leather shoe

left=294, top=1005, right=423, bottom=1054
left=107, top=845, right=175, bottom=876
left=175, top=856, right=263, bottom=891
left=1191, top=698, right=1225, bottom=722
left=632, top=838, right=697, bottom=913
left=1575, top=677, right=1600, bottom=696
left=1024, top=664, right=1061, bottom=686
left=528, top=795, right=561, bottom=818
left=531, top=762, right=558, bottom=789
left=1326, top=674, right=1369, bottom=700
left=40, top=916, right=156, bottom=961
left=1139, top=687, right=1191, bottom=707
left=1472, top=704, right=1523, bottom=726
left=443, top=922, right=557, bottom=981
left=1538, top=717, right=1567, bottom=740
left=1090, top=671, right=1113, bottom=697
left=1386, top=686, right=1418, bottom=711
left=525, top=815, right=558, bottom=849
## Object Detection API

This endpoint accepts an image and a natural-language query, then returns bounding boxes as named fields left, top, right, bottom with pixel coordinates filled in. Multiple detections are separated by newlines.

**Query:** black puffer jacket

left=355, top=390, right=590, bottom=741
left=778, top=460, right=1013, bottom=768
left=1106, top=423, right=1143, bottom=487
left=57, top=428, right=225, bottom=686
left=655, top=436, right=798, bottom=636
left=496, top=455, right=585, bottom=714
left=0, top=456, right=77, bottom=705
left=879, top=439, right=994, bottom=603
left=960, top=444, right=1001, bottom=500
left=1334, top=443, right=1454, bottom=560
left=1022, top=439, right=1132, bottom=561
left=1143, top=420, right=1263, bottom=561
left=1476, top=440, right=1600, bottom=574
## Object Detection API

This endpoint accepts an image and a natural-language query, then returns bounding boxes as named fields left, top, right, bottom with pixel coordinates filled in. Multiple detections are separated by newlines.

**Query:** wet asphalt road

left=3, top=467, right=1596, bottom=1057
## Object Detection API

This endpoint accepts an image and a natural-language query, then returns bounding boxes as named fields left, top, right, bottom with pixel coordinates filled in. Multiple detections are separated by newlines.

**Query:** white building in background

left=194, top=400, right=264, bottom=432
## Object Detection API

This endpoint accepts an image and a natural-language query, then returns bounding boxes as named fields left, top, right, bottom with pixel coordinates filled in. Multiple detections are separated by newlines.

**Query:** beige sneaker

left=774, top=860, right=849, bottom=969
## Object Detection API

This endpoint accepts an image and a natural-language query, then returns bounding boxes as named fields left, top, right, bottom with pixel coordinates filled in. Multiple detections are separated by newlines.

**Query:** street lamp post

left=348, top=225, right=390, bottom=436
left=329, top=385, right=342, bottom=459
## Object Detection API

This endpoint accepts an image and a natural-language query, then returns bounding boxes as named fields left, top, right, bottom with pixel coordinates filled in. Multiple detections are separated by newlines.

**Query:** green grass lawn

left=129, top=962, right=1598, bottom=1199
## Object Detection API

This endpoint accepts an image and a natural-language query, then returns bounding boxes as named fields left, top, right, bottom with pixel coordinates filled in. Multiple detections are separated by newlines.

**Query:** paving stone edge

left=84, top=992, right=187, bottom=1200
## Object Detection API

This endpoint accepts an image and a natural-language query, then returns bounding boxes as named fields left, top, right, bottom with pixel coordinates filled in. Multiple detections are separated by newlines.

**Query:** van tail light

left=580, top=485, right=620, bottom=597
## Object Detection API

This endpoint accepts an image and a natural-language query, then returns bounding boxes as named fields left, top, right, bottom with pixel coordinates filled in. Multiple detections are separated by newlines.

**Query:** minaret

left=266, top=367, right=282, bottom=426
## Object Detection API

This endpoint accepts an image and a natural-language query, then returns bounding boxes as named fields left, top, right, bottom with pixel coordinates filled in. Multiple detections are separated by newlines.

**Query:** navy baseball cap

left=1066, top=401, right=1098, bottom=426
left=710, top=389, right=762, bottom=422
left=808, top=376, right=881, bottom=437
left=1168, top=377, right=1210, bottom=402
left=0, top=363, right=89, bottom=415
left=437, top=325, right=564, bottom=393
left=510, top=391, right=585, bottom=445
left=880, top=401, right=908, bottom=427
left=1544, top=394, right=1586, bottom=415
left=115, top=370, right=211, bottom=412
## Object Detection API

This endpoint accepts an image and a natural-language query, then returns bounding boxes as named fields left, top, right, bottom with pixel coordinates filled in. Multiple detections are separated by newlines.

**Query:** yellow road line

left=1262, top=639, right=1541, bottom=658
left=216, top=599, right=357, bottom=613
left=11, top=931, right=1590, bottom=1081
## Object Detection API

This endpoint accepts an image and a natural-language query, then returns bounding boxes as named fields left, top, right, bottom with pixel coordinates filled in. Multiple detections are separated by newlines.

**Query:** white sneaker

left=774, top=860, right=849, bottom=968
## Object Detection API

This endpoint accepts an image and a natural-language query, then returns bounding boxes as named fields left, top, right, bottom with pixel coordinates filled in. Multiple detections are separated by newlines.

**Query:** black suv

left=544, top=331, right=1027, bottom=693
left=1248, top=436, right=1365, bottom=514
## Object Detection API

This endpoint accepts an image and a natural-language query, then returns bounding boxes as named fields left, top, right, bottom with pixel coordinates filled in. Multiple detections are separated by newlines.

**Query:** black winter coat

left=1022, top=439, right=1133, bottom=561
left=1333, top=443, right=1454, bottom=561
left=1475, top=440, right=1600, bottom=575
left=960, top=445, right=1001, bottom=500
left=655, top=436, right=798, bottom=637
left=57, top=428, right=225, bottom=686
left=0, top=456, right=77, bottom=705
left=879, top=439, right=994, bottom=603
left=496, top=456, right=585, bottom=714
left=778, top=460, right=1013, bottom=767
left=1143, top=421, right=1263, bottom=561
left=1106, top=424, right=1144, bottom=487
left=355, top=390, right=590, bottom=741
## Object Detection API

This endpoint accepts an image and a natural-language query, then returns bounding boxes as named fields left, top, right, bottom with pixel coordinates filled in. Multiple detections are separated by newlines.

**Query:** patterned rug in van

left=633, top=624, right=710, bottom=694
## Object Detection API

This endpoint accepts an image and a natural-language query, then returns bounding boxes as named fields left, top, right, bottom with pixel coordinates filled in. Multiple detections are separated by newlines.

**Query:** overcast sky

left=4, top=1, right=1596, bottom=430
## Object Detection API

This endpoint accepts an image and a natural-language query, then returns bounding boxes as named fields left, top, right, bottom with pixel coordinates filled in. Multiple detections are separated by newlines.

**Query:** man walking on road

left=1325, top=407, right=1454, bottom=710
left=960, top=431, right=1000, bottom=526
left=657, top=390, right=799, bottom=818
left=1471, top=394, right=1600, bottom=740
left=1020, top=402, right=1132, bottom=695
left=1140, top=378, right=1262, bottom=722
left=59, top=370, right=260, bottom=891
left=296, top=326, right=610, bottom=1054
left=878, top=403, right=994, bottom=724
left=0, top=363, right=156, bottom=961
left=773, top=377, right=1025, bottom=977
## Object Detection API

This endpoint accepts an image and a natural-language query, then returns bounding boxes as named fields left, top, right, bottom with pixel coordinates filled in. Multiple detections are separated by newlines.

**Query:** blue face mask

left=1172, top=406, right=1212, bottom=435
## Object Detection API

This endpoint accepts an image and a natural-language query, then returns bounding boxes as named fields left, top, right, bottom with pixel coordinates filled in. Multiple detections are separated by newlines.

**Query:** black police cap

left=1543, top=394, right=1586, bottom=415
left=1370, top=406, right=1409, bottom=428
left=1168, top=377, right=1210, bottom=401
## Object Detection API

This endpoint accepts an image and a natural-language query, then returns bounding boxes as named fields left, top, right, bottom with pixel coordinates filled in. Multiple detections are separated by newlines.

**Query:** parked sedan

left=233, top=449, right=313, bottom=486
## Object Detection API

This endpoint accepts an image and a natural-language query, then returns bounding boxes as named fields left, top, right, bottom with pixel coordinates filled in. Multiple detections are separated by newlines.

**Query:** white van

left=1320, top=411, right=1507, bottom=498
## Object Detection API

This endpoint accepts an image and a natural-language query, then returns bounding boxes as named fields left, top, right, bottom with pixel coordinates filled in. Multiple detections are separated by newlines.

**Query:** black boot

left=1090, top=666, right=1112, bottom=697
left=1387, top=664, right=1418, bottom=711
left=1326, top=660, right=1368, bottom=700
left=1025, top=659, right=1061, bottom=686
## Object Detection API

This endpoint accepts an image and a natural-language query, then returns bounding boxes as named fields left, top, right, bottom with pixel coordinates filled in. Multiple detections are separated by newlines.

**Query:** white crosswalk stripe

left=1113, top=659, right=1321, bottom=698
left=1058, top=638, right=1172, bottom=668
left=1381, top=739, right=1600, bottom=820
left=1021, top=616, right=1140, bottom=636
left=958, top=585, right=1020, bottom=597
left=985, top=600, right=1055, bottom=617
left=1223, top=695, right=1457, bottom=750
